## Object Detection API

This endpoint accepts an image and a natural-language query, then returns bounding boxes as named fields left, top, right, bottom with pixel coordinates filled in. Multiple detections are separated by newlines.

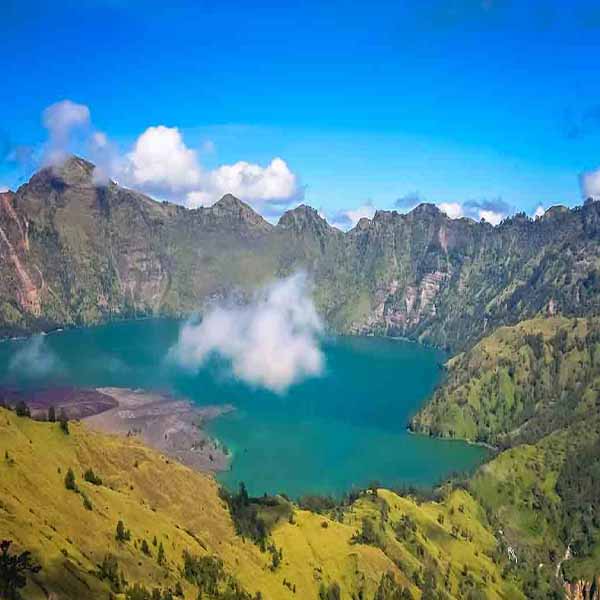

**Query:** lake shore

left=0, top=384, right=234, bottom=473
left=84, top=387, right=234, bottom=472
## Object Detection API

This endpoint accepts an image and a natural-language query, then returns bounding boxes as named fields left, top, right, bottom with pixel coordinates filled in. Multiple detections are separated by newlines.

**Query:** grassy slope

left=0, top=409, right=527, bottom=599
left=0, top=409, right=396, bottom=599
left=409, top=315, right=600, bottom=591
left=410, top=316, right=600, bottom=445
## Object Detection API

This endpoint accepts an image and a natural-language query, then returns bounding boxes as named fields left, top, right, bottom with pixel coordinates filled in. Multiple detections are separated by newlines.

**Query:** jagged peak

left=408, top=202, right=442, bottom=218
left=206, top=193, right=273, bottom=230
left=277, top=204, right=333, bottom=232
left=212, top=193, right=250, bottom=212
left=32, top=155, right=97, bottom=188
left=355, top=216, right=372, bottom=230
left=542, top=205, right=570, bottom=219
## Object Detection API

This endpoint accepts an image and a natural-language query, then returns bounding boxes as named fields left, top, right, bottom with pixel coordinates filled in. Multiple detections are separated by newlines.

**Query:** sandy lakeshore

left=84, top=387, right=234, bottom=472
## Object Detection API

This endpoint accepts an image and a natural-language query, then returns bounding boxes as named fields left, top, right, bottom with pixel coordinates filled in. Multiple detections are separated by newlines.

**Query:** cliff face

left=0, top=158, right=280, bottom=336
left=3, top=156, right=600, bottom=351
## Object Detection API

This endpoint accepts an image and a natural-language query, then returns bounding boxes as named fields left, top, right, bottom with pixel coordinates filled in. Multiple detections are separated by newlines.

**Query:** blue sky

left=1, top=0, right=600, bottom=226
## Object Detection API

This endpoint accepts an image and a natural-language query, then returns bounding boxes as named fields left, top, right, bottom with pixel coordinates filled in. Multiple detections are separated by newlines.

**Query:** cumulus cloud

left=208, top=158, right=299, bottom=205
left=37, top=100, right=303, bottom=214
left=42, top=100, right=91, bottom=166
left=9, top=335, right=61, bottom=379
left=168, top=274, right=324, bottom=393
left=580, top=168, right=600, bottom=199
left=478, top=209, right=504, bottom=225
left=533, top=204, right=546, bottom=218
left=124, top=125, right=203, bottom=193
left=122, top=126, right=301, bottom=212
left=330, top=203, right=376, bottom=230
left=432, top=197, right=512, bottom=225
left=437, top=202, right=464, bottom=219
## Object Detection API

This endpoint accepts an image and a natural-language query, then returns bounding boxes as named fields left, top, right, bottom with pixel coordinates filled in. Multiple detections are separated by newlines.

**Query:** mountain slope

left=0, top=408, right=527, bottom=599
left=2, top=157, right=600, bottom=350
left=410, top=316, right=600, bottom=446
left=410, top=316, right=600, bottom=596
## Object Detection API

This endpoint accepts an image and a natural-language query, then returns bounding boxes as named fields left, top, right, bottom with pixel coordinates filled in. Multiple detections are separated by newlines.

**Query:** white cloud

left=437, top=202, right=463, bottom=219
left=42, top=100, right=91, bottom=166
left=533, top=204, right=545, bottom=218
left=0, top=187, right=8, bottom=193
left=121, top=128, right=300, bottom=210
left=37, top=101, right=302, bottom=214
left=331, top=203, right=376, bottom=230
left=117, top=125, right=300, bottom=211
left=9, top=335, right=61, bottom=379
left=435, top=198, right=512, bottom=225
left=125, top=126, right=203, bottom=192
left=580, top=168, right=600, bottom=199
left=168, top=274, right=324, bottom=393
left=91, top=131, right=108, bottom=148
left=478, top=209, right=504, bottom=226
left=207, top=158, right=298, bottom=206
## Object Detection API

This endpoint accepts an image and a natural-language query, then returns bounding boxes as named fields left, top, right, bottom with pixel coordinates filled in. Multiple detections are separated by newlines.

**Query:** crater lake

left=0, top=319, right=486, bottom=498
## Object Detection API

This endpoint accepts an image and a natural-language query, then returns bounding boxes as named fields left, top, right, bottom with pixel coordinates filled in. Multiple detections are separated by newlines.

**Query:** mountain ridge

left=2, top=156, right=600, bottom=354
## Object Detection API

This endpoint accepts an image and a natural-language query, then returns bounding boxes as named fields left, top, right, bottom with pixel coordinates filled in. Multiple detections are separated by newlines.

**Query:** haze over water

left=0, top=319, right=486, bottom=497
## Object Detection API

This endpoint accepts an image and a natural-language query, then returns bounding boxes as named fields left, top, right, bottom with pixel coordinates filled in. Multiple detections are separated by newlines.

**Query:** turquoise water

left=0, top=319, right=486, bottom=497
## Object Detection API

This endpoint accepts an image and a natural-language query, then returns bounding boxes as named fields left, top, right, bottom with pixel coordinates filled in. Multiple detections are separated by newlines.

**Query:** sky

left=1, top=0, right=600, bottom=228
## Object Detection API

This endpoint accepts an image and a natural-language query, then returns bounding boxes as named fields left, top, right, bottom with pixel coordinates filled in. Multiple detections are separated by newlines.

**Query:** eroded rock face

left=0, top=191, right=41, bottom=319
left=3, top=156, right=600, bottom=352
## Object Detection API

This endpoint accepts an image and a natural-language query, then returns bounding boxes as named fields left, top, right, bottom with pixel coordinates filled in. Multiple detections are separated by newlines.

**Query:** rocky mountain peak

left=208, top=194, right=273, bottom=231
left=29, top=155, right=97, bottom=190
left=277, top=204, right=336, bottom=237
left=408, top=203, right=442, bottom=219
left=212, top=193, right=247, bottom=212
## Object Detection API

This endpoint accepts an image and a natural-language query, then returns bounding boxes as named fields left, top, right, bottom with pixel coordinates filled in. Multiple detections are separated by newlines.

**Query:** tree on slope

left=0, top=539, right=41, bottom=600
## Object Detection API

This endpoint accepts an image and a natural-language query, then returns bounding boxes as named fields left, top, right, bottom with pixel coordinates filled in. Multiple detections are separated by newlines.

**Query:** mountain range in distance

left=1, top=155, right=599, bottom=354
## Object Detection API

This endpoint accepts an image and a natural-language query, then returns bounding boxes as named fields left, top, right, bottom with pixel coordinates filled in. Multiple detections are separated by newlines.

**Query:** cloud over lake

left=169, top=274, right=324, bottom=393
left=9, top=335, right=61, bottom=379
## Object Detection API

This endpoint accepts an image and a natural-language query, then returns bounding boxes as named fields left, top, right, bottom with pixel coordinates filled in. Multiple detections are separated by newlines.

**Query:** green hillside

left=0, top=408, right=533, bottom=599
left=410, top=316, right=600, bottom=446
left=410, top=316, right=600, bottom=595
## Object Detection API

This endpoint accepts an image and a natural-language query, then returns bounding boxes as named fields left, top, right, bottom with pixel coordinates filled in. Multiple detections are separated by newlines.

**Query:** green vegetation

left=219, top=482, right=292, bottom=548
left=84, top=467, right=103, bottom=486
left=58, top=410, right=69, bottom=435
left=116, top=520, right=132, bottom=543
left=0, top=406, right=533, bottom=599
left=0, top=540, right=41, bottom=600
left=411, top=317, right=600, bottom=446
left=411, top=316, right=600, bottom=595
left=182, top=552, right=259, bottom=599
left=64, top=467, right=77, bottom=491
